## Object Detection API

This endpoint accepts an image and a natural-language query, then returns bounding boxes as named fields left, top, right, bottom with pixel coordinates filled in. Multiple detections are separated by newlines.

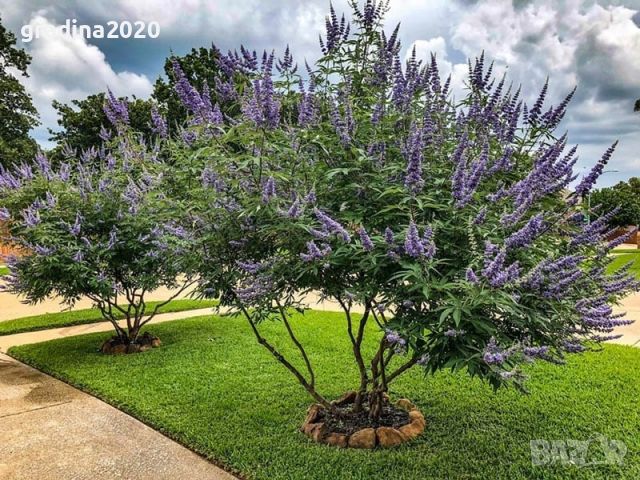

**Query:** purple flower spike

left=404, top=221, right=424, bottom=258
left=358, top=227, right=374, bottom=252
left=262, top=177, right=276, bottom=203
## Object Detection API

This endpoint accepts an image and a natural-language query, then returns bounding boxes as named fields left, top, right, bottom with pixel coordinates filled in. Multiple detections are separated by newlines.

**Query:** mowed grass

left=0, top=265, right=8, bottom=276
left=607, top=250, right=640, bottom=279
left=10, top=311, right=640, bottom=480
left=0, top=298, right=217, bottom=336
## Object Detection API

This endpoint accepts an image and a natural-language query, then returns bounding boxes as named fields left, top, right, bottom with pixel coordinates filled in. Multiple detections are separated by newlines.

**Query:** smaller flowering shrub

left=172, top=1, right=636, bottom=428
left=0, top=99, right=197, bottom=347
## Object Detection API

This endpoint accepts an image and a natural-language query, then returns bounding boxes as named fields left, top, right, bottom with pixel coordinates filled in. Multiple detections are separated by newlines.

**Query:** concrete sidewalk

left=0, top=285, right=197, bottom=323
left=0, top=307, right=217, bottom=353
left=0, top=354, right=236, bottom=480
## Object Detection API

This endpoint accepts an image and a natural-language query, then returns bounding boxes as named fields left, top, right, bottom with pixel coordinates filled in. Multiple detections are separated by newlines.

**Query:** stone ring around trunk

left=301, top=392, right=426, bottom=448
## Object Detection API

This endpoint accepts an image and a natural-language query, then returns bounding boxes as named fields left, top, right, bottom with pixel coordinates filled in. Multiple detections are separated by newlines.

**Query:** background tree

left=47, top=46, right=230, bottom=155
left=152, top=46, right=227, bottom=134
left=48, top=93, right=153, bottom=160
left=591, top=178, right=640, bottom=228
left=0, top=16, right=39, bottom=167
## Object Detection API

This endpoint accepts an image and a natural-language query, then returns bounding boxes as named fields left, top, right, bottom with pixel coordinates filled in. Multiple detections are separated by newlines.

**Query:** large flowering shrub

left=169, top=1, right=638, bottom=420
left=0, top=98, right=197, bottom=346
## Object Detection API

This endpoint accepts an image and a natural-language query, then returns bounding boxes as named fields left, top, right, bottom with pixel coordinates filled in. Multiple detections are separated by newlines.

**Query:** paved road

left=0, top=353, right=236, bottom=480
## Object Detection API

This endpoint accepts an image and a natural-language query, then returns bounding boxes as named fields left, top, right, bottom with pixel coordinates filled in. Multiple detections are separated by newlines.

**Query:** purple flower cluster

left=150, top=105, right=168, bottom=138
left=358, top=227, right=374, bottom=252
left=481, top=242, right=520, bottom=287
left=172, top=60, right=222, bottom=126
left=403, top=123, right=425, bottom=194
left=235, top=273, right=274, bottom=304
left=574, top=142, right=618, bottom=196
left=103, top=89, right=129, bottom=126
left=444, top=329, right=465, bottom=337
left=300, top=241, right=331, bottom=262
left=385, top=329, right=407, bottom=353
left=201, top=167, right=226, bottom=192
left=483, top=337, right=512, bottom=365
left=452, top=141, right=489, bottom=208
left=313, top=208, right=351, bottom=242
left=241, top=53, right=280, bottom=129
left=404, top=221, right=435, bottom=259
left=504, top=214, right=545, bottom=249
left=261, top=177, right=276, bottom=203
left=21, top=204, right=41, bottom=228
left=319, top=4, right=350, bottom=54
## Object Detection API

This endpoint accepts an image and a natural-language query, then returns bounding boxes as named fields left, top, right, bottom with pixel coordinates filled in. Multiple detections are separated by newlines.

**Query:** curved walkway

left=0, top=354, right=236, bottom=480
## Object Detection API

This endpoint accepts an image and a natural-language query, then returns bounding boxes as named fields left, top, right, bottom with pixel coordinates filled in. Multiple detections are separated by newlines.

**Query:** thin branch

left=276, top=299, right=316, bottom=388
left=386, top=355, right=420, bottom=385
left=236, top=299, right=333, bottom=410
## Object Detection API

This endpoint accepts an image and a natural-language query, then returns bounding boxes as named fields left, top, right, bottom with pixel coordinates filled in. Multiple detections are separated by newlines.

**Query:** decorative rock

left=303, top=404, right=322, bottom=427
left=396, top=398, right=415, bottom=411
left=139, top=344, right=152, bottom=352
left=408, top=410, right=426, bottom=428
left=348, top=428, right=376, bottom=449
left=310, top=422, right=327, bottom=442
left=100, top=341, right=113, bottom=354
left=151, top=338, right=162, bottom=348
left=331, top=391, right=357, bottom=406
left=111, top=344, right=127, bottom=355
left=399, top=419, right=425, bottom=439
left=301, top=396, right=425, bottom=448
left=376, top=427, right=407, bottom=447
left=325, top=432, right=348, bottom=448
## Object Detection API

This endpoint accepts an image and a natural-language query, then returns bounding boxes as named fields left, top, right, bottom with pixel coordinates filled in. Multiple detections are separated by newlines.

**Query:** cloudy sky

left=1, top=0, right=639, bottom=187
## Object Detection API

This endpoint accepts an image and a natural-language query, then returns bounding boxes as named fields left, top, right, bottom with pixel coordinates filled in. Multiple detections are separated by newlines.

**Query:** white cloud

left=15, top=14, right=153, bottom=147
left=2, top=0, right=639, bottom=187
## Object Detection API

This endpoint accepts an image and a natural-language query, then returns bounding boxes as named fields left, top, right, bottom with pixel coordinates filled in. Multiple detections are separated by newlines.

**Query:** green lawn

left=607, top=251, right=640, bottom=279
left=0, top=265, right=8, bottom=276
left=9, top=311, right=640, bottom=479
left=0, top=298, right=217, bottom=336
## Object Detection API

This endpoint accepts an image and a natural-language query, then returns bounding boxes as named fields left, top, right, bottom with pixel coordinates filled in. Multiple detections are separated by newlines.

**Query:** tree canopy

left=591, top=177, right=640, bottom=228
left=0, top=16, right=39, bottom=167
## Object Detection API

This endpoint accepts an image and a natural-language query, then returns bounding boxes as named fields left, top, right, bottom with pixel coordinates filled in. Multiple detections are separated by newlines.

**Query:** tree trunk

left=368, top=389, right=385, bottom=421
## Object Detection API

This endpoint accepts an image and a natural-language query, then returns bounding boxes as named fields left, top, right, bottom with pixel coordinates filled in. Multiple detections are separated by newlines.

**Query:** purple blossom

left=523, top=346, right=549, bottom=359
left=466, top=268, right=479, bottom=283
left=45, top=191, right=57, bottom=208
left=22, top=205, right=40, bottom=228
left=575, top=142, right=618, bottom=196
left=505, top=214, right=545, bottom=249
left=304, top=190, right=317, bottom=205
left=300, top=241, right=332, bottom=262
left=358, top=227, right=374, bottom=251
left=107, top=228, right=118, bottom=249
left=69, top=213, right=82, bottom=237
left=313, top=208, right=351, bottom=242
left=103, top=89, right=129, bottom=126
left=262, top=177, right=276, bottom=203
left=385, top=330, right=406, bottom=348
left=404, top=221, right=424, bottom=258
left=403, top=123, right=425, bottom=194
left=0, top=207, right=10, bottom=221
left=150, top=105, right=168, bottom=138
left=34, top=244, right=55, bottom=256
left=201, top=168, right=226, bottom=191
left=286, top=199, right=302, bottom=219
